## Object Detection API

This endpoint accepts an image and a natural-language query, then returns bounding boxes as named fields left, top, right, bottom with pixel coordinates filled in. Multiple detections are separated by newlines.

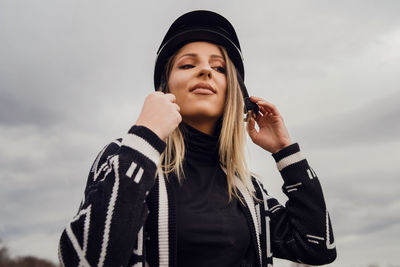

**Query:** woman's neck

left=180, top=120, right=221, bottom=163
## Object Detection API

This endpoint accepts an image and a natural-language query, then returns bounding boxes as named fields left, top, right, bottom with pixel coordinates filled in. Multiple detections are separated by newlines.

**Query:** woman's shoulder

left=249, top=173, right=271, bottom=196
left=89, top=138, right=123, bottom=172
left=100, top=138, right=123, bottom=156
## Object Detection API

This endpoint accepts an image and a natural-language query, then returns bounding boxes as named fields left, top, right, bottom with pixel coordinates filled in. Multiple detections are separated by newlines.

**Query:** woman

left=59, top=10, right=337, bottom=267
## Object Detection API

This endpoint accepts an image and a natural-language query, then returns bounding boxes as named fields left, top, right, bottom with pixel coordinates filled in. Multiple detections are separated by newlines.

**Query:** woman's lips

left=190, top=82, right=216, bottom=94
left=191, top=88, right=215, bottom=95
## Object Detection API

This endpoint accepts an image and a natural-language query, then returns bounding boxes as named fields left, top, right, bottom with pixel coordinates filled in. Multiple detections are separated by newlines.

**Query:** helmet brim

left=154, top=27, right=244, bottom=91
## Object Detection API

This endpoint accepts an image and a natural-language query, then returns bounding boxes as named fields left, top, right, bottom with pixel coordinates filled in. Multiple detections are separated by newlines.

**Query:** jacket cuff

left=121, top=125, right=166, bottom=166
left=272, top=143, right=305, bottom=171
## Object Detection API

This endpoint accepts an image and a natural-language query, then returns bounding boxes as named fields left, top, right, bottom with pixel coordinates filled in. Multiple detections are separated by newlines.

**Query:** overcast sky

left=1, top=1, right=399, bottom=266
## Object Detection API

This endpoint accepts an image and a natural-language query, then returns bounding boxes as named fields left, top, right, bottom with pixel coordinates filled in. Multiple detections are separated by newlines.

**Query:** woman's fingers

left=136, top=92, right=182, bottom=141
left=257, top=100, right=278, bottom=115
left=258, top=106, right=268, bottom=117
left=174, top=103, right=180, bottom=112
left=247, top=116, right=254, bottom=130
left=247, top=117, right=258, bottom=137
left=163, top=93, right=181, bottom=113
left=165, top=93, right=176, bottom=103
left=250, top=96, right=281, bottom=116
left=256, top=106, right=273, bottom=122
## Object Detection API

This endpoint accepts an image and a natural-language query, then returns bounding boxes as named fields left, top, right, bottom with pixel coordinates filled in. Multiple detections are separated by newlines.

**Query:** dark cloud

left=293, top=91, right=400, bottom=148
left=0, top=0, right=153, bottom=131
left=0, top=93, right=62, bottom=126
left=0, top=166, right=86, bottom=248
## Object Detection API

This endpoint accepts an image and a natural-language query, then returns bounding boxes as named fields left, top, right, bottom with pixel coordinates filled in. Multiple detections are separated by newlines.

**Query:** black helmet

left=154, top=10, right=258, bottom=114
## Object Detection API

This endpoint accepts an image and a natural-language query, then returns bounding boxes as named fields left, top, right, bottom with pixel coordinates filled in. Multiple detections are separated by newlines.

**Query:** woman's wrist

left=271, top=140, right=293, bottom=154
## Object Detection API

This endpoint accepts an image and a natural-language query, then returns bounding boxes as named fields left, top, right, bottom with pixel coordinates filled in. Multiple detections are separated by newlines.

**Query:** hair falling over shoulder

left=156, top=46, right=254, bottom=202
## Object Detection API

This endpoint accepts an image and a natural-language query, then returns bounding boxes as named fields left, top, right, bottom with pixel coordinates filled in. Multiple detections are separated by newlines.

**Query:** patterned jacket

left=59, top=125, right=337, bottom=266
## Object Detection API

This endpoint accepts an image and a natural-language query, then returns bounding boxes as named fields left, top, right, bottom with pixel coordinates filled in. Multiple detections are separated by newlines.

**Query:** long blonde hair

left=157, top=45, right=253, bottom=201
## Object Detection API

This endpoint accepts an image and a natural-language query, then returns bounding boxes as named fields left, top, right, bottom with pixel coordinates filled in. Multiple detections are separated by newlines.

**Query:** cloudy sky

left=1, top=1, right=399, bottom=266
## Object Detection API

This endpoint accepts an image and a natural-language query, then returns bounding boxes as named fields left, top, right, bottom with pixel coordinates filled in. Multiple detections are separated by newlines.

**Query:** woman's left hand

left=247, top=96, right=292, bottom=154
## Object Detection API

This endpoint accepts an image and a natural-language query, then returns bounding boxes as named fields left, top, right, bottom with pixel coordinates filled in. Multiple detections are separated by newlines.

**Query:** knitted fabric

left=59, top=125, right=337, bottom=267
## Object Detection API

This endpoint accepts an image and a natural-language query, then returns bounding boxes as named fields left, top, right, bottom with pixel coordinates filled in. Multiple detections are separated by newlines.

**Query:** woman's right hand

left=135, top=92, right=182, bottom=141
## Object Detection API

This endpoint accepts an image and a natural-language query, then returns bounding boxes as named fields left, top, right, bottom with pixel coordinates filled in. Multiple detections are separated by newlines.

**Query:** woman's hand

left=135, top=92, right=182, bottom=141
left=247, top=96, right=292, bottom=154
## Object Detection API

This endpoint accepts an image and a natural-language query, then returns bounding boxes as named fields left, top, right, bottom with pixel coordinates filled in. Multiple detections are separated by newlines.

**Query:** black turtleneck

left=169, top=121, right=251, bottom=267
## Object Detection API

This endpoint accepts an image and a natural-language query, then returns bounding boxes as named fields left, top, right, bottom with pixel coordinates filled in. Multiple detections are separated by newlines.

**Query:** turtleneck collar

left=179, top=119, right=222, bottom=164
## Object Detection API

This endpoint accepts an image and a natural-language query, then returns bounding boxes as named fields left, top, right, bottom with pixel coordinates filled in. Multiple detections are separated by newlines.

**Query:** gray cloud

left=326, top=171, right=400, bottom=235
left=0, top=92, right=62, bottom=126
left=293, top=91, right=400, bottom=148
left=1, top=0, right=400, bottom=266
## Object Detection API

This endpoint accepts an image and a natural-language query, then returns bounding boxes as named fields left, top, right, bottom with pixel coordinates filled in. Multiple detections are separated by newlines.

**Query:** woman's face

left=168, top=41, right=227, bottom=125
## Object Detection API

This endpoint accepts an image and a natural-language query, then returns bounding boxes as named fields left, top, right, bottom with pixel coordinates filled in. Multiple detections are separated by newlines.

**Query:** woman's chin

left=185, top=102, right=223, bottom=113
left=182, top=110, right=222, bottom=123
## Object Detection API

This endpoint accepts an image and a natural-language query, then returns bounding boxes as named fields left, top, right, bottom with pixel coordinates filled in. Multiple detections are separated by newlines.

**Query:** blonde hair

left=157, top=45, right=253, bottom=202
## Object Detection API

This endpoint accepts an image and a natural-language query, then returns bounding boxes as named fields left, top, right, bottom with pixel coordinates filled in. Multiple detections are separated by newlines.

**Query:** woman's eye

left=214, top=66, right=226, bottom=73
left=178, top=64, right=194, bottom=69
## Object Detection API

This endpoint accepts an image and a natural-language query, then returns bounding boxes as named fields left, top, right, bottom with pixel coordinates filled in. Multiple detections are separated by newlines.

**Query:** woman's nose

left=198, top=64, right=212, bottom=79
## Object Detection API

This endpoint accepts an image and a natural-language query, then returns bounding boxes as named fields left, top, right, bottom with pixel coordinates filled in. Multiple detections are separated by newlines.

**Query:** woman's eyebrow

left=210, top=55, right=224, bottom=60
left=177, top=53, right=197, bottom=60
left=177, top=53, right=225, bottom=60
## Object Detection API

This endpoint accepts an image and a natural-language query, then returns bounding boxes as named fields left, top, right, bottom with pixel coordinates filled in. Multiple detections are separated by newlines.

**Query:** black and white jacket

left=59, top=125, right=337, bottom=267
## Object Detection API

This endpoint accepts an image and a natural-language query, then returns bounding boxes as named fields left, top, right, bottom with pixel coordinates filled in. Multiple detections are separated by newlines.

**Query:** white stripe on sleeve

left=122, top=134, right=161, bottom=166
left=276, top=151, right=305, bottom=171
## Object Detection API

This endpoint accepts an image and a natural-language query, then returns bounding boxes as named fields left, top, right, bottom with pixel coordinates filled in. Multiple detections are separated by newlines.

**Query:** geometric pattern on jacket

left=59, top=125, right=337, bottom=266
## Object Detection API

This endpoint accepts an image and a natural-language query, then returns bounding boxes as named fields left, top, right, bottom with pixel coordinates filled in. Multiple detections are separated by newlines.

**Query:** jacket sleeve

left=58, top=125, right=166, bottom=267
left=259, top=143, right=337, bottom=266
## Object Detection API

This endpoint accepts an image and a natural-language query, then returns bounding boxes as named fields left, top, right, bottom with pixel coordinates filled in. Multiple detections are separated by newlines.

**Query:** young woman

left=59, top=10, right=337, bottom=267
